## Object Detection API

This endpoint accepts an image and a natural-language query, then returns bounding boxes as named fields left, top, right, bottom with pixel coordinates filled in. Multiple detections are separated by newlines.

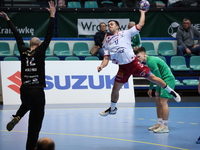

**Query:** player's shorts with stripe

left=115, top=57, right=151, bottom=83
left=158, top=78, right=175, bottom=99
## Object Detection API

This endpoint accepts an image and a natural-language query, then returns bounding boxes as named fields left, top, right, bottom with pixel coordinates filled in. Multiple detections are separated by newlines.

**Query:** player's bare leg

left=153, top=97, right=169, bottom=133
left=99, top=81, right=124, bottom=116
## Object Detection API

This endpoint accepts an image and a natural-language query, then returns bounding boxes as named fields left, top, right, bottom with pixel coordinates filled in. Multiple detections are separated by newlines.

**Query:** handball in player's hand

left=138, top=0, right=150, bottom=10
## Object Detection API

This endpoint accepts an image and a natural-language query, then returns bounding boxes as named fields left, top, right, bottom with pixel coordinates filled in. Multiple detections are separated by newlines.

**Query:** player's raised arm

left=46, top=0, right=57, bottom=18
left=136, top=9, right=148, bottom=31
left=0, top=11, right=10, bottom=21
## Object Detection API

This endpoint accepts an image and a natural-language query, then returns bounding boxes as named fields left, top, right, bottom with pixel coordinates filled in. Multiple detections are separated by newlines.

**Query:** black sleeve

left=94, top=32, right=103, bottom=48
left=7, top=20, right=26, bottom=52
left=38, top=17, right=55, bottom=51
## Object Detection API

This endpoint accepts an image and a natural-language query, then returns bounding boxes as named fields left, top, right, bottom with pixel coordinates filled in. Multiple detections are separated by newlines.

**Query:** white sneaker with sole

left=99, top=107, right=118, bottom=116
left=148, top=123, right=161, bottom=131
left=153, top=125, right=169, bottom=133
left=169, top=90, right=181, bottom=103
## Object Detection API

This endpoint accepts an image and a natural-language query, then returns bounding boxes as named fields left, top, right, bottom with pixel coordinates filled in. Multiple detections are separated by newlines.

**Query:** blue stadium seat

left=157, top=42, right=176, bottom=56
left=190, top=56, right=200, bottom=71
left=53, top=42, right=72, bottom=56
left=73, top=42, right=91, bottom=56
left=84, top=1, right=98, bottom=8
left=84, top=56, right=99, bottom=60
left=182, top=79, right=199, bottom=85
left=3, top=56, right=19, bottom=61
left=65, top=56, right=80, bottom=61
left=170, top=56, right=190, bottom=71
left=67, top=1, right=81, bottom=8
left=142, top=42, right=158, bottom=55
left=0, top=42, right=13, bottom=56
left=45, top=56, right=60, bottom=61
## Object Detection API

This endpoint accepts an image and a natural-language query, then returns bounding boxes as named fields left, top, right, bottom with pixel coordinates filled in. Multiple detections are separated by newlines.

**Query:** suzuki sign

left=1, top=61, right=135, bottom=105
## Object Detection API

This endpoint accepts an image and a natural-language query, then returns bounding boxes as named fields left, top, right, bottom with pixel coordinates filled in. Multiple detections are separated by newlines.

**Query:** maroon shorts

left=115, top=57, right=151, bottom=83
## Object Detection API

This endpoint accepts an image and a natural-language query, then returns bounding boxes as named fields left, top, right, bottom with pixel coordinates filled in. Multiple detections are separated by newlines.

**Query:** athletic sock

left=110, top=102, right=117, bottom=111
left=163, top=120, right=168, bottom=127
left=164, top=85, right=173, bottom=93
left=158, top=118, right=163, bottom=124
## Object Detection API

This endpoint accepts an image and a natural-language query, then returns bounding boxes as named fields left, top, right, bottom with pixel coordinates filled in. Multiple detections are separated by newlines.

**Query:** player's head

left=30, top=37, right=41, bottom=48
left=35, top=137, right=55, bottom=150
left=182, top=18, right=191, bottom=30
left=135, top=47, right=147, bottom=63
left=128, top=21, right=135, bottom=29
left=99, top=22, right=107, bottom=32
left=108, top=20, right=120, bottom=34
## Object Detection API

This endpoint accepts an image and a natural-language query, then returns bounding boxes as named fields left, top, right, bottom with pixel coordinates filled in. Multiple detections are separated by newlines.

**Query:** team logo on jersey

left=7, top=71, right=21, bottom=94
left=140, top=71, right=146, bottom=77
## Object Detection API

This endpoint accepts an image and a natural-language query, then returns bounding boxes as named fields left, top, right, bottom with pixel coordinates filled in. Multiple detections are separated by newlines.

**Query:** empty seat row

left=142, top=42, right=177, bottom=56
left=2, top=56, right=100, bottom=61
left=0, top=42, right=92, bottom=57
left=154, top=56, right=200, bottom=71
left=175, top=79, right=199, bottom=86
left=170, top=56, right=200, bottom=71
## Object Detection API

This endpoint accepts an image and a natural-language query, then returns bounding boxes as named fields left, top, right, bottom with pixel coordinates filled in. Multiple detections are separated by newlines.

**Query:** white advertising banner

left=77, top=19, right=130, bottom=35
left=1, top=61, right=135, bottom=105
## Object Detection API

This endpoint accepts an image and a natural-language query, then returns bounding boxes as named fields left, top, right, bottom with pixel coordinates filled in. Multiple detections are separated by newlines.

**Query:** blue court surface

left=0, top=102, right=200, bottom=150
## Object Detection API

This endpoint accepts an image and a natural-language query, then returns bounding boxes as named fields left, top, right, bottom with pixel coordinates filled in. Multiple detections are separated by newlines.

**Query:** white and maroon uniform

left=103, top=26, right=151, bottom=83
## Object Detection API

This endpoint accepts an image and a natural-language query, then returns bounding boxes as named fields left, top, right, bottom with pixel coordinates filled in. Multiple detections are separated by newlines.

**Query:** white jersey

left=103, top=26, right=140, bottom=65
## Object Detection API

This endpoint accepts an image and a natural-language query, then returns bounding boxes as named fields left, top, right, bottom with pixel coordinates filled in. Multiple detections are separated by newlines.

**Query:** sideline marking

left=0, top=130, right=188, bottom=150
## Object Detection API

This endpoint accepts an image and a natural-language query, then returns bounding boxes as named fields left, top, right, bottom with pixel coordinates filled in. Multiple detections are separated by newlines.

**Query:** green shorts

left=157, top=78, right=175, bottom=99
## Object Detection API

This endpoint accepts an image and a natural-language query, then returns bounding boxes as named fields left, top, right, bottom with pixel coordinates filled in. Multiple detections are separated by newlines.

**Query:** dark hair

left=134, top=47, right=146, bottom=55
left=99, top=22, right=106, bottom=27
left=108, top=20, right=120, bottom=27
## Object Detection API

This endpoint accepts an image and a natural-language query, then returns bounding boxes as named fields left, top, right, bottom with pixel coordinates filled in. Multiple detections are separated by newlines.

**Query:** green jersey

left=146, top=56, right=175, bottom=92
left=131, top=33, right=141, bottom=48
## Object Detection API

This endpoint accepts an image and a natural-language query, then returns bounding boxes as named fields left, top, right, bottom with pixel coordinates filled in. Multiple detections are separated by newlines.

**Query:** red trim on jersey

left=135, top=25, right=141, bottom=31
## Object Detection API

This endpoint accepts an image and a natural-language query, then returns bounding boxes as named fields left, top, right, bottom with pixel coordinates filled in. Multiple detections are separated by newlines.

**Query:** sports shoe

left=153, top=125, right=169, bottom=133
left=148, top=123, right=161, bottom=131
left=99, top=107, right=118, bottom=116
left=196, top=136, right=200, bottom=144
left=169, top=90, right=181, bottom=103
left=6, top=116, right=20, bottom=131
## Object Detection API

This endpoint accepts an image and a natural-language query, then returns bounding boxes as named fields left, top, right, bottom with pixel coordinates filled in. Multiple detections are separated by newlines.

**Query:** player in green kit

left=135, top=47, right=176, bottom=133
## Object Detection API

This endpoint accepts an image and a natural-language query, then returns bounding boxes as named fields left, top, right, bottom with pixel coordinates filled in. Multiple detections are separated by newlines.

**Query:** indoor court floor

left=0, top=102, right=200, bottom=150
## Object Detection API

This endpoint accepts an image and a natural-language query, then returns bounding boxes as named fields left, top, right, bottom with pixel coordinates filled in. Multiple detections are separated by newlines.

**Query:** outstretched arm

left=39, top=1, right=57, bottom=51
left=0, top=11, right=10, bottom=21
left=136, top=9, right=148, bottom=30
left=46, top=0, right=57, bottom=18
left=0, top=11, right=25, bottom=52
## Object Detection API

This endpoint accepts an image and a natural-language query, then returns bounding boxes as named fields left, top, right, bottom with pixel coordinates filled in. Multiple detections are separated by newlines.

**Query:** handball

left=138, top=0, right=150, bottom=10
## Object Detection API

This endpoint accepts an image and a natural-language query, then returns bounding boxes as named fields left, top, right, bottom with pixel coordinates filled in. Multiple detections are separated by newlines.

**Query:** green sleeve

left=149, top=82, right=154, bottom=89
left=131, top=34, right=141, bottom=48
left=148, top=59, right=162, bottom=92
left=136, top=34, right=141, bottom=47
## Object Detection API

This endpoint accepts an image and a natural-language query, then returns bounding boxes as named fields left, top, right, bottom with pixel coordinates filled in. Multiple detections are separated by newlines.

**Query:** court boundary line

left=0, top=130, right=189, bottom=150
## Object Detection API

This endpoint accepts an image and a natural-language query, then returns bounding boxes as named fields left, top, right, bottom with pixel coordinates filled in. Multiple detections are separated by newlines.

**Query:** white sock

left=110, top=102, right=116, bottom=110
left=163, top=120, right=168, bottom=127
left=164, top=85, right=173, bottom=93
left=158, top=118, right=163, bottom=124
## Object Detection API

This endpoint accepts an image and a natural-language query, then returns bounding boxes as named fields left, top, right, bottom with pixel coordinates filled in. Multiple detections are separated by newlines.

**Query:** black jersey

left=7, top=17, right=55, bottom=88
